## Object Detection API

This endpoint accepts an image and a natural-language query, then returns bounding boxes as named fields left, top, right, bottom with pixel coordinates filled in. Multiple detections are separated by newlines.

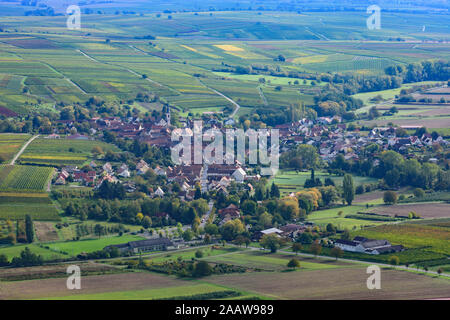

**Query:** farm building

left=254, top=227, right=284, bottom=240
left=334, top=237, right=404, bottom=255
left=105, top=238, right=174, bottom=254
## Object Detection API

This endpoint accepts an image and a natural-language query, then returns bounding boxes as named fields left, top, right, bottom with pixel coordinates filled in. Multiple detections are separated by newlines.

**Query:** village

left=51, top=109, right=448, bottom=197
left=41, top=109, right=449, bottom=258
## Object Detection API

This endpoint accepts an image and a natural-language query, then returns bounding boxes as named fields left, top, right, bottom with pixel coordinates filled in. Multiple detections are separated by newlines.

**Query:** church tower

left=165, top=106, right=171, bottom=127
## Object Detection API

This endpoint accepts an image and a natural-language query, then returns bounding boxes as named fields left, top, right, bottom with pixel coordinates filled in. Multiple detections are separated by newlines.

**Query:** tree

left=233, top=235, right=246, bottom=247
left=25, top=214, right=34, bottom=243
left=220, top=219, right=245, bottom=241
left=383, top=191, right=397, bottom=205
left=310, top=241, right=322, bottom=257
left=96, top=181, right=125, bottom=200
left=182, top=229, right=194, bottom=241
left=320, top=186, right=338, bottom=206
left=287, top=258, right=300, bottom=269
left=260, top=234, right=281, bottom=253
left=413, top=188, right=425, bottom=198
left=330, top=247, right=343, bottom=260
left=298, top=232, right=313, bottom=244
left=142, top=216, right=152, bottom=229
left=281, top=144, right=320, bottom=170
left=258, top=212, right=273, bottom=229
left=11, top=247, right=43, bottom=267
left=326, top=223, right=336, bottom=234
left=292, top=243, right=302, bottom=255
left=389, top=255, right=400, bottom=266
left=368, top=106, right=380, bottom=119
left=195, top=250, right=204, bottom=258
left=270, top=182, right=280, bottom=198
left=342, top=174, right=355, bottom=205
left=0, top=254, right=9, bottom=267
left=204, top=223, right=219, bottom=236
left=278, top=197, right=300, bottom=220
left=241, top=200, right=257, bottom=215
left=341, top=229, right=350, bottom=240
left=193, top=261, right=212, bottom=277
left=94, top=224, right=105, bottom=238
left=91, top=146, right=103, bottom=156
left=194, top=186, right=202, bottom=200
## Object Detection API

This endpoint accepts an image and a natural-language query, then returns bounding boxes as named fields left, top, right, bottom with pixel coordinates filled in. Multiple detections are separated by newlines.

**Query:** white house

left=257, top=227, right=283, bottom=239
left=118, top=168, right=131, bottom=178
left=103, top=162, right=113, bottom=174
left=334, top=237, right=403, bottom=255
left=154, top=187, right=165, bottom=197
left=154, top=166, right=166, bottom=176
left=334, top=239, right=360, bottom=252
left=232, top=168, right=246, bottom=183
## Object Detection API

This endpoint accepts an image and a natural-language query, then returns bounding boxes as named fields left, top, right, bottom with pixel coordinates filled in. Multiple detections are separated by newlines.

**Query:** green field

left=0, top=11, right=448, bottom=117
left=273, top=170, right=378, bottom=194
left=203, top=249, right=343, bottom=271
left=146, top=246, right=244, bottom=264
left=353, top=81, right=444, bottom=107
left=0, top=165, right=54, bottom=192
left=351, top=224, right=450, bottom=256
left=307, top=204, right=387, bottom=229
left=0, top=193, right=60, bottom=221
left=19, top=137, right=120, bottom=166
left=0, top=243, right=67, bottom=261
left=46, top=235, right=146, bottom=257
left=44, top=283, right=235, bottom=300
left=0, top=134, right=30, bottom=163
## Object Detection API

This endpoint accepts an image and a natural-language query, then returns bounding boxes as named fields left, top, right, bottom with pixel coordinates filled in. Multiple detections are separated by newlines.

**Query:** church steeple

left=165, top=106, right=171, bottom=127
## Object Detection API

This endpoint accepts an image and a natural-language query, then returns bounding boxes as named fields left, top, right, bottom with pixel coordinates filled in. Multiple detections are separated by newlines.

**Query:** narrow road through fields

left=10, top=134, right=39, bottom=165
left=258, top=86, right=268, bottom=106
left=198, top=79, right=241, bottom=119
left=211, top=87, right=241, bottom=118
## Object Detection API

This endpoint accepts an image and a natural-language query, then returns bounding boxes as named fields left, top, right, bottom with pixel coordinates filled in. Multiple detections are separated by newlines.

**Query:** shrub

left=355, top=185, right=365, bottom=194
left=195, top=250, right=204, bottom=258
left=287, top=258, right=300, bottom=269
left=389, top=255, right=400, bottom=266
left=413, top=188, right=425, bottom=198
left=383, top=191, right=397, bottom=205
left=193, top=261, right=212, bottom=277
left=330, top=247, right=343, bottom=260
left=0, top=254, right=9, bottom=266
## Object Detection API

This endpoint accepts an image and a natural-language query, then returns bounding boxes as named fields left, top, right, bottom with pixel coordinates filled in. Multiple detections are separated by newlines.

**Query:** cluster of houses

left=334, top=236, right=404, bottom=255
left=167, top=163, right=253, bottom=197
left=53, top=112, right=172, bottom=148
left=275, top=118, right=448, bottom=163
left=253, top=224, right=311, bottom=240
left=55, top=159, right=155, bottom=190
left=51, top=109, right=448, bottom=203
